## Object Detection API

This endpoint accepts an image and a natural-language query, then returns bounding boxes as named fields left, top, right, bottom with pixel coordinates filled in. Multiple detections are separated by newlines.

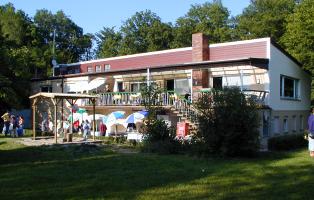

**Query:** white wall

left=268, top=43, right=311, bottom=111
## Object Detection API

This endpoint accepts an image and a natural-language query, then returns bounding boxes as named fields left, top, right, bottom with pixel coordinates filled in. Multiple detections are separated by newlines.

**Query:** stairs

left=169, top=100, right=199, bottom=136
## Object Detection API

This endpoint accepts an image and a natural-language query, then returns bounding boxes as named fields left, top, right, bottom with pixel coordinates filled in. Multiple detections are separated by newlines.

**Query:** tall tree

left=235, top=0, right=296, bottom=41
left=34, top=9, right=93, bottom=73
left=171, top=0, right=232, bottom=48
left=119, top=10, right=173, bottom=55
left=281, top=0, right=314, bottom=73
left=0, top=4, right=36, bottom=112
left=95, top=27, right=122, bottom=58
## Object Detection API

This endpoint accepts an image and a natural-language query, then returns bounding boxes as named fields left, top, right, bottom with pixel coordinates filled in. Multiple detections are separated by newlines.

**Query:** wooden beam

left=51, top=99, right=58, bottom=144
left=32, top=104, right=36, bottom=140
left=92, top=98, right=96, bottom=141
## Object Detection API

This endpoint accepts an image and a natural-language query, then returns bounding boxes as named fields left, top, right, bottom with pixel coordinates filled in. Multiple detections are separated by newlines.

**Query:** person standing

left=17, top=116, right=24, bottom=137
left=307, top=108, right=314, bottom=157
left=99, top=121, right=107, bottom=136
left=1, top=112, right=10, bottom=136
left=83, top=120, right=90, bottom=141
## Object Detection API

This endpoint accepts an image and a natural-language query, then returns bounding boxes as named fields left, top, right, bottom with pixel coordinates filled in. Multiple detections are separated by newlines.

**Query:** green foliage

left=281, top=0, right=314, bottom=73
left=194, top=87, right=260, bottom=157
left=119, top=10, right=173, bottom=55
left=95, top=27, right=122, bottom=58
left=141, top=119, right=180, bottom=154
left=268, top=133, right=307, bottom=151
left=0, top=3, right=93, bottom=113
left=34, top=9, right=93, bottom=64
left=235, top=0, right=296, bottom=41
left=171, top=1, right=232, bottom=48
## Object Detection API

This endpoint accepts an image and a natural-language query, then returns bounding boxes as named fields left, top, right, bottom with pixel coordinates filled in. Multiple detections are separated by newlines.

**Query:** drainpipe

left=147, top=68, right=150, bottom=87
left=240, top=69, right=244, bottom=92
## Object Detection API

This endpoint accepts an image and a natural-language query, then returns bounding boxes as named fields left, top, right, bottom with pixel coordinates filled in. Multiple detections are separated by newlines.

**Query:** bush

left=141, top=119, right=183, bottom=154
left=194, top=87, right=260, bottom=157
left=268, top=134, right=307, bottom=151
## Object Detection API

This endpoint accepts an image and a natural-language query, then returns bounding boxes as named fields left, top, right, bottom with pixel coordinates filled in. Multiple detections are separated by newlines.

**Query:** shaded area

left=0, top=138, right=313, bottom=200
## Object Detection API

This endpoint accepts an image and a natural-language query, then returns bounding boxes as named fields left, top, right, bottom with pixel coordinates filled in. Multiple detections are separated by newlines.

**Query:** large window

left=280, top=75, right=299, bottom=99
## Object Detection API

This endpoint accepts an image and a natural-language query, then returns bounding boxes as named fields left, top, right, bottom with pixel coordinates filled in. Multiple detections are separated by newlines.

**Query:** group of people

left=1, top=112, right=24, bottom=137
left=80, top=120, right=107, bottom=141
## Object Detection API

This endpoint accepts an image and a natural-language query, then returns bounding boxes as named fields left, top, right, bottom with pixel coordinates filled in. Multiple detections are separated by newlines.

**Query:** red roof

left=62, top=39, right=268, bottom=74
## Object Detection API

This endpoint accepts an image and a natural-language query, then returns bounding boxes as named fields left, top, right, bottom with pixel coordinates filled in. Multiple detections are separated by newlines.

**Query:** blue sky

left=1, top=0, right=251, bottom=34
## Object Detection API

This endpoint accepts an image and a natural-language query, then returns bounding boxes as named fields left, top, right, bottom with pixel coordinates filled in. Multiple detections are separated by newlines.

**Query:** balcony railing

left=80, top=89, right=268, bottom=107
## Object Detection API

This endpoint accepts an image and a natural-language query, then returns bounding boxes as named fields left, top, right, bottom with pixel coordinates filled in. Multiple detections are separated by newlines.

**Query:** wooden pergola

left=29, top=92, right=98, bottom=143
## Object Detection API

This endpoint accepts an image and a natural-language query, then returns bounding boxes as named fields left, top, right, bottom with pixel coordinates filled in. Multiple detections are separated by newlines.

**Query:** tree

left=95, top=27, right=122, bottom=58
left=235, top=0, right=296, bottom=41
left=281, top=0, right=314, bottom=73
left=34, top=9, right=93, bottom=73
left=171, top=1, right=232, bottom=48
left=119, top=10, right=173, bottom=55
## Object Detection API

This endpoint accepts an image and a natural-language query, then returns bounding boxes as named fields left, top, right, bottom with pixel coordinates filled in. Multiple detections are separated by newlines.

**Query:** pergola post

left=32, top=98, right=37, bottom=140
left=51, top=98, right=58, bottom=144
left=92, top=98, right=96, bottom=141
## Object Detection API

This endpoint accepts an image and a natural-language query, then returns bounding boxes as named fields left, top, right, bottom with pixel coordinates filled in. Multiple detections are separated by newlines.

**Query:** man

left=307, top=107, right=314, bottom=157
left=99, top=121, right=107, bottom=136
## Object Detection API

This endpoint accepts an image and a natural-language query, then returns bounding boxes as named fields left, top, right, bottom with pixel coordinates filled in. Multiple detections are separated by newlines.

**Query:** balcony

left=80, top=89, right=268, bottom=108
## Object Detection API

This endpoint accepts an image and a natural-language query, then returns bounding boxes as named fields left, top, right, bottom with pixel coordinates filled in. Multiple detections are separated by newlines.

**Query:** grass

left=0, top=136, right=313, bottom=200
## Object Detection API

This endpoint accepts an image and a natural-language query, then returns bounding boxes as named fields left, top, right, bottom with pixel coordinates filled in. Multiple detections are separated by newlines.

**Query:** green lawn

left=0, top=136, right=313, bottom=200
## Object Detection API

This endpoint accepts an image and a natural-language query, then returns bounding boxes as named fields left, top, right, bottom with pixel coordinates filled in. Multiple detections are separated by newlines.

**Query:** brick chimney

left=192, top=33, right=209, bottom=62
left=191, top=33, right=210, bottom=99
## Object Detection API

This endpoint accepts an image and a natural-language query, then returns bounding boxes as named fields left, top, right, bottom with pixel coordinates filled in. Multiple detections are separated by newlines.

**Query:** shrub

left=268, top=134, right=307, bottom=151
left=141, top=119, right=183, bottom=154
left=194, top=87, right=260, bottom=157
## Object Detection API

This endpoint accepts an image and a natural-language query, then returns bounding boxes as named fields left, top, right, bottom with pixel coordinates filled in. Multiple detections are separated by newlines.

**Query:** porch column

left=52, top=98, right=58, bottom=144
left=92, top=98, right=96, bottom=141
left=32, top=98, right=37, bottom=140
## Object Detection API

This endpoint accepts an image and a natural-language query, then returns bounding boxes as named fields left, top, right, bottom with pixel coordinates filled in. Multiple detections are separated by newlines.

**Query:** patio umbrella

left=125, top=112, right=147, bottom=124
left=106, top=111, right=125, bottom=138
left=106, top=111, right=125, bottom=126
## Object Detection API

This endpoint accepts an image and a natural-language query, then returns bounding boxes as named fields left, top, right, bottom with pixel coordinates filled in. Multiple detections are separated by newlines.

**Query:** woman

left=17, top=116, right=24, bottom=137
left=307, top=108, right=314, bottom=157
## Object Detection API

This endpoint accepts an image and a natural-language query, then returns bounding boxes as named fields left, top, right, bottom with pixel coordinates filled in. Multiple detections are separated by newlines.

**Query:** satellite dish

left=52, top=59, right=57, bottom=66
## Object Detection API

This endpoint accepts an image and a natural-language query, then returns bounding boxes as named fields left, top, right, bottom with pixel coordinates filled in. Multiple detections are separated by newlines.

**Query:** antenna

left=52, top=29, right=58, bottom=76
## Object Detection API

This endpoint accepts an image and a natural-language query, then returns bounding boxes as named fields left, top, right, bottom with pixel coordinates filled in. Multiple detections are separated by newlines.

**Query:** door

left=213, top=77, right=222, bottom=90
left=166, top=79, right=174, bottom=91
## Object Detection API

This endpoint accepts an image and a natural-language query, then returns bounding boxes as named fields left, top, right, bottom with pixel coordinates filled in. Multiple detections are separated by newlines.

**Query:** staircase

left=169, top=98, right=199, bottom=135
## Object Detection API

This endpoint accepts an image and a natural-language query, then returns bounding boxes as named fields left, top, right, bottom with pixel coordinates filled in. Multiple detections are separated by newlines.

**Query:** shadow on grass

left=0, top=142, right=313, bottom=200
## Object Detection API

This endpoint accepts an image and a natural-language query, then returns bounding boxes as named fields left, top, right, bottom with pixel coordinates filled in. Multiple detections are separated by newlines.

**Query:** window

left=300, top=115, right=304, bottom=131
left=41, top=86, right=52, bottom=93
left=95, top=65, right=102, bottom=72
left=283, top=117, right=288, bottom=133
left=273, top=117, right=280, bottom=134
left=87, top=66, right=93, bottom=73
left=131, top=83, right=140, bottom=92
left=280, top=75, right=299, bottom=99
left=292, top=116, right=297, bottom=132
left=105, top=64, right=110, bottom=71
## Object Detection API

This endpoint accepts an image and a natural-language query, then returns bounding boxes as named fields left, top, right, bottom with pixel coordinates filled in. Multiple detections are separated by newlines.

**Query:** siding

left=80, top=50, right=192, bottom=73
left=210, top=41, right=267, bottom=61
